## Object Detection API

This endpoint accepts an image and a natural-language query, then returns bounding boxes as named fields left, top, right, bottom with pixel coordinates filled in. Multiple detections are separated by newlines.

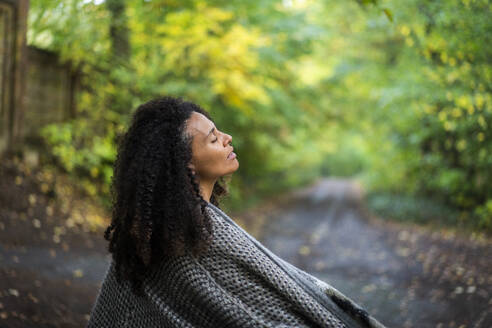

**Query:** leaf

left=298, top=245, right=311, bottom=256
left=453, top=286, right=464, bottom=294
left=362, top=284, right=377, bottom=293
left=8, top=289, right=19, bottom=297
left=33, top=219, right=41, bottom=228
left=73, top=269, right=84, bottom=278
left=383, top=8, right=393, bottom=22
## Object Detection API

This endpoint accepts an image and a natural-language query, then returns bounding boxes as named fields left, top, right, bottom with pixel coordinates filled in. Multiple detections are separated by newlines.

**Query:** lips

left=227, top=147, right=236, bottom=160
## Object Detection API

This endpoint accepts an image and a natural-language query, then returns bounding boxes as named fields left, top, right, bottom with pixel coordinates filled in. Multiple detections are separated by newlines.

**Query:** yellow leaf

left=456, top=95, right=470, bottom=108
left=451, top=108, right=462, bottom=118
left=475, top=94, right=484, bottom=108
left=28, top=194, right=37, bottom=206
left=456, top=139, right=466, bottom=151
left=399, top=25, right=410, bottom=36
left=478, top=115, right=487, bottom=128
left=298, top=245, right=311, bottom=256
left=440, top=52, right=448, bottom=63
left=90, top=167, right=99, bottom=178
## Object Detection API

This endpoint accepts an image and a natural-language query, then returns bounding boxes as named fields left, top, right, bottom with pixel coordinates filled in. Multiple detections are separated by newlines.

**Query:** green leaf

left=383, top=8, right=393, bottom=22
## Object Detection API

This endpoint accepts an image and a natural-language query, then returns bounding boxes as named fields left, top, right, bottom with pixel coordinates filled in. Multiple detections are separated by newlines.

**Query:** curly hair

left=104, top=96, right=230, bottom=296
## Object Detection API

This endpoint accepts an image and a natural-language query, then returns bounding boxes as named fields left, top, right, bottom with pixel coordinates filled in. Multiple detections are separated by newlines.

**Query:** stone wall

left=23, top=47, right=77, bottom=140
left=1, top=0, right=77, bottom=156
left=0, top=1, right=17, bottom=154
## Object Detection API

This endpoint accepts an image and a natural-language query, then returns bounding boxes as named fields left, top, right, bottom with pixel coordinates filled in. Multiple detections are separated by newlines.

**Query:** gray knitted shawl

left=87, top=202, right=387, bottom=328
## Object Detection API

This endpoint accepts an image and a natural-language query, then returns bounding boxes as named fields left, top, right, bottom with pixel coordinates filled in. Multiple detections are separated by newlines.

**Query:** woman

left=87, top=96, right=386, bottom=328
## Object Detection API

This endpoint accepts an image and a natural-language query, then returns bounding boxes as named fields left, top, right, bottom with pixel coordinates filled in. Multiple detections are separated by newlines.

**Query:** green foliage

left=354, top=0, right=492, bottom=229
left=28, top=0, right=110, bottom=67
left=39, top=119, right=117, bottom=198
left=28, top=0, right=491, bottom=230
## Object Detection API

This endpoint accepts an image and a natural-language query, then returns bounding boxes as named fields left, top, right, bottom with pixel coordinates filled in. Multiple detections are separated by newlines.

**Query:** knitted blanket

left=87, top=202, right=387, bottom=328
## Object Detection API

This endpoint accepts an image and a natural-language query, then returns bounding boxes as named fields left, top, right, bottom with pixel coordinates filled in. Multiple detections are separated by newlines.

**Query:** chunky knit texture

left=87, top=202, right=386, bottom=328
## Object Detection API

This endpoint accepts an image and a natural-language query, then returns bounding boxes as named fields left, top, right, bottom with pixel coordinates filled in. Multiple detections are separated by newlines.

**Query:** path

left=250, top=178, right=492, bottom=328
left=0, top=176, right=491, bottom=327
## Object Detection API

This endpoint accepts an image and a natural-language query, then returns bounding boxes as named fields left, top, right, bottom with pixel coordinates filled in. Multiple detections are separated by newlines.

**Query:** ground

left=0, top=159, right=491, bottom=327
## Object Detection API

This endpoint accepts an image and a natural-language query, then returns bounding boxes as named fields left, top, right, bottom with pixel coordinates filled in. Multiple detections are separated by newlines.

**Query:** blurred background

left=0, top=0, right=491, bottom=327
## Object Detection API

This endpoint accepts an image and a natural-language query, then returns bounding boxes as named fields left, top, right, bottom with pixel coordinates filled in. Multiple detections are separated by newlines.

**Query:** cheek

left=194, top=147, right=224, bottom=172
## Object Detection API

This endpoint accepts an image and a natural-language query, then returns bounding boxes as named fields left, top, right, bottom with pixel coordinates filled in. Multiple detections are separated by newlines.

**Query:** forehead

left=186, top=112, right=214, bottom=138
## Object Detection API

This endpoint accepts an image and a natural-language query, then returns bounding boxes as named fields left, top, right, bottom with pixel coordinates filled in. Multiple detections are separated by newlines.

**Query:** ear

left=188, top=162, right=196, bottom=175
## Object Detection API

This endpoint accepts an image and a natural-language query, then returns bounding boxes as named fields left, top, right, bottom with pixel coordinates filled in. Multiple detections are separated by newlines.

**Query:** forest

left=28, top=0, right=492, bottom=232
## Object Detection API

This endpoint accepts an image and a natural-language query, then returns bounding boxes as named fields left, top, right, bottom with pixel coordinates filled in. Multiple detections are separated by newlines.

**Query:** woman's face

left=185, top=111, right=239, bottom=181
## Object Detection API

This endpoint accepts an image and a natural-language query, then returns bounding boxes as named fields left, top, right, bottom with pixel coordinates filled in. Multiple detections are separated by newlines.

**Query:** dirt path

left=246, top=178, right=492, bottom=328
left=0, top=208, right=110, bottom=328
left=0, top=171, right=491, bottom=327
left=0, top=160, right=111, bottom=328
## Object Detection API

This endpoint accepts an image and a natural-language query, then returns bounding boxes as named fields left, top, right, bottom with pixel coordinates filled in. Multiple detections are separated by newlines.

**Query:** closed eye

left=212, top=137, right=218, bottom=143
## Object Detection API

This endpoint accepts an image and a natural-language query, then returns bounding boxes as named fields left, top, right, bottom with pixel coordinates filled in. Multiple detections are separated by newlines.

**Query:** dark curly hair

left=104, top=96, right=229, bottom=296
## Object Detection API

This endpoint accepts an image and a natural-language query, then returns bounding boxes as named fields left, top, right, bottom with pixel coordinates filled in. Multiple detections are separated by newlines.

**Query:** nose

left=223, top=132, right=232, bottom=146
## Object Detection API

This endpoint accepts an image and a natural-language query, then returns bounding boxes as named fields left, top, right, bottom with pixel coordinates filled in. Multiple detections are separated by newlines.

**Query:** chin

left=227, top=159, right=239, bottom=174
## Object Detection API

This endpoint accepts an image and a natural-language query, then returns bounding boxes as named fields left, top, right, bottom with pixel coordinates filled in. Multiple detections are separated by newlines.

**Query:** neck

left=197, top=177, right=216, bottom=203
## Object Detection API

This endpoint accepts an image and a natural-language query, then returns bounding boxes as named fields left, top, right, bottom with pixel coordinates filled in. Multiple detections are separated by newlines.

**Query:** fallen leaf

left=314, top=260, right=326, bottom=270
left=40, top=183, right=50, bottom=193
left=398, top=230, right=410, bottom=241
left=65, top=218, right=75, bottom=228
left=73, top=269, right=84, bottom=278
left=298, top=245, right=311, bottom=256
left=362, top=284, right=376, bottom=293
left=46, top=206, right=54, bottom=217
left=8, top=289, right=19, bottom=297
left=396, top=247, right=410, bottom=257
left=28, top=293, right=39, bottom=304
left=28, top=194, right=37, bottom=206
left=33, top=219, right=41, bottom=228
